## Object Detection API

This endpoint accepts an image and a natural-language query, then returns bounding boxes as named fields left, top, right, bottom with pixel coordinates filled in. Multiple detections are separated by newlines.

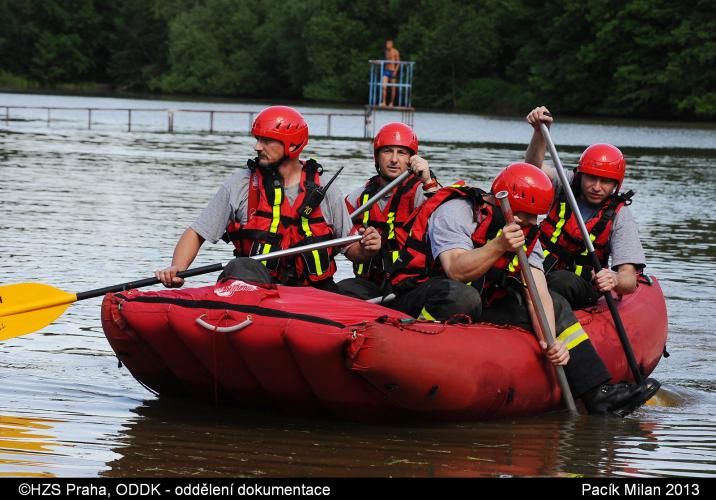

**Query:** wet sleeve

left=428, top=199, right=476, bottom=259
left=609, top=207, right=646, bottom=270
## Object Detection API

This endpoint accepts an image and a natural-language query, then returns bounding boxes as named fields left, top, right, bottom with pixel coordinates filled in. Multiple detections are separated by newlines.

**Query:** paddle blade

left=0, top=283, right=77, bottom=340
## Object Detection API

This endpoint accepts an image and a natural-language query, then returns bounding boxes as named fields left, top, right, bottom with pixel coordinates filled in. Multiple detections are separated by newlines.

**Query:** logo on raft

left=214, top=280, right=259, bottom=297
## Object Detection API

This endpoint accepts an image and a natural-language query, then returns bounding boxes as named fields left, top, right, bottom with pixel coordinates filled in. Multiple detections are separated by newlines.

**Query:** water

left=1, top=93, right=715, bottom=478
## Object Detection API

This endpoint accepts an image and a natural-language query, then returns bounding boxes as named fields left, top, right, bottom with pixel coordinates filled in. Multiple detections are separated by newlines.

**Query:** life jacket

left=347, top=174, right=422, bottom=284
left=481, top=224, right=540, bottom=305
left=390, top=183, right=539, bottom=296
left=225, top=159, right=337, bottom=285
left=389, top=184, right=539, bottom=304
left=539, top=182, right=634, bottom=279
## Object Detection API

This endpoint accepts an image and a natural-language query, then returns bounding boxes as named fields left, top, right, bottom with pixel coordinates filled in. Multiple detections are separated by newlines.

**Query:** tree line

left=0, top=0, right=713, bottom=120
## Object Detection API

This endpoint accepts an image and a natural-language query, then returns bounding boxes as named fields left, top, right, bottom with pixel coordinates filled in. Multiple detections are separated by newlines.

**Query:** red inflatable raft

left=101, top=276, right=668, bottom=421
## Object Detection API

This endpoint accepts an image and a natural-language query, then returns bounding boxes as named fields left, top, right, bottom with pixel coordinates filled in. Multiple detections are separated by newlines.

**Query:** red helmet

left=373, top=122, right=418, bottom=159
left=251, top=106, right=308, bottom=159
left=491, top=162, right=554, bottom=215
left=577, top=143, right=626, bottom=189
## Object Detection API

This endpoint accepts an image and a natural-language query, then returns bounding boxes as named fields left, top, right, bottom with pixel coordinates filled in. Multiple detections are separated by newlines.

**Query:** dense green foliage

left=0, top=0, right=713, bottom=119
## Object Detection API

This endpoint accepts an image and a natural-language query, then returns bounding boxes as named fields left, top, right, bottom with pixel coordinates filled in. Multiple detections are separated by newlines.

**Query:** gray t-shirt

left=191, top=167, right=352, bottom=244
left=428, top=198, right=545, bottom=271
left=346, top=178, right=427, bottom=213
left=552, top=171, right=646, bottom=269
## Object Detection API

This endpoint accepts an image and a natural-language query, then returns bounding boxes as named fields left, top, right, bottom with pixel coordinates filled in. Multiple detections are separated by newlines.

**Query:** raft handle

left=195, top=314, right=253, bottom=333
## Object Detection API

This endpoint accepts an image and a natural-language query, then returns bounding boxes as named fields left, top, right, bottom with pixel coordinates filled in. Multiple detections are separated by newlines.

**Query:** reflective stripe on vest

left=301, top=213, right=323, bottom=276
left=539, top=189, right=632, bottom=276
left=225, top=160, right=336, bottom=284
left=356, top=192, right=372, bottom=276
left=261, top=185, right=283, bottom=261
left=352, top=175, right=421, bottom=283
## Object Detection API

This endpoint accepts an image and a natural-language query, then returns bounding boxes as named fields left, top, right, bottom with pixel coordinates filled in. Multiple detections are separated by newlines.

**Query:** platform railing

left=368, top=60, right=415, bottom=109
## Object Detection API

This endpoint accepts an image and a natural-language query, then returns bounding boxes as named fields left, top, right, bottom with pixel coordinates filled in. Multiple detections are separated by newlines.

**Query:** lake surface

left=1, top=92, right=715, bottom=478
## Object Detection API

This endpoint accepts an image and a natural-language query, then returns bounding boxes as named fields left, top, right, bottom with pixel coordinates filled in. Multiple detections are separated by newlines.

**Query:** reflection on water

left=104, top=388, right=714, bottom=478
left=0, top=415, right=62, bottom=478
left=1, top=94, right=716, bottom=477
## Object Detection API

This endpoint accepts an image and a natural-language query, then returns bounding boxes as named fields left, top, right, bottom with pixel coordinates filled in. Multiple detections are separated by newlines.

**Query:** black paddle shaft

left=75, top=263, right=224, bottom=301
left=72, top=233, right=362, bottom=301
left=539, top=122, right=644, bottom=383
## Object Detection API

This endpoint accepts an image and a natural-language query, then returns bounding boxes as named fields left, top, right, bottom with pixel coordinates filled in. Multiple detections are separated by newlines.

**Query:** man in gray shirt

left=525, top=106, right=646, bottom=309
left=155, top=106, right=380, bottom=290
left=388, top=163, right=659, bottom=416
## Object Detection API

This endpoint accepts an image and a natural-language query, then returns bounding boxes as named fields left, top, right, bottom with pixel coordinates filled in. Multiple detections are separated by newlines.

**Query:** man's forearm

left=614, top=264, right=638, bottom=295
left=440, top=242, right=505, bottom=283
left=525, top=130, right=548, bottom=169
left=171, top=228, right=205, bottom=270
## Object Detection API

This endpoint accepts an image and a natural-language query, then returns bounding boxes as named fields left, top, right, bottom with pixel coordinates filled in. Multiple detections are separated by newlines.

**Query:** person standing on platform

left=381, top=40, right=400, bottom=107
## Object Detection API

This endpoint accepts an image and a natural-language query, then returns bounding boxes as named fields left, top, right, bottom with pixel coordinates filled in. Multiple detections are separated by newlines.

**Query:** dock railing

left=0, top=105, right=368, bottom=137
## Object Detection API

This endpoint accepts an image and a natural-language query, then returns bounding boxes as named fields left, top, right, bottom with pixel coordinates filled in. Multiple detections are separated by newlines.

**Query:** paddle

left=0, top=234, right=361, bottom=341
left=350, top=169, right=411, bottom=222
left=539, top=122, right=644, bottom=384
left=495, top=192, right=578, bottom=413
left=0, top=167, right=418, bottom=341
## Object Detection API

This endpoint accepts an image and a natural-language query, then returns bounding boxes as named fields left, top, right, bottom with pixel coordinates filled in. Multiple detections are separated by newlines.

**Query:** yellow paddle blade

left=0, top=283, right=77, bottom=340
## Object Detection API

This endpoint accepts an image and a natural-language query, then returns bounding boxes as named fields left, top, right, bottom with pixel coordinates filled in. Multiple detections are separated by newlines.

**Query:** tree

left=154, top=0, right=264, bottom=95
left=107, top=0, right=168, bottom=91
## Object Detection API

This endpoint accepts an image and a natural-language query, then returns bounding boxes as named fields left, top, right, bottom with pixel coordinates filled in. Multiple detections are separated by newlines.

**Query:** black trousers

left=480, top=290, right=611, bottom=397
left=546, top=270, right=601, bottom=310
left=385, top=277, right=483, bottom=322
left=388, top=276, right=610, bottom=397
left=336, top=277, right=387, bottom=301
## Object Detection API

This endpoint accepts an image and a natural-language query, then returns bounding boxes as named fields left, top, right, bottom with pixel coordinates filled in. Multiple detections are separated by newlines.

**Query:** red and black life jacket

left=389, top=184, right=540, bottom=303
left=225, top=159, right=337, bottom=285
left=346, top=174, right=422, bottom=284
left=539, top=184, right=634, bottom=279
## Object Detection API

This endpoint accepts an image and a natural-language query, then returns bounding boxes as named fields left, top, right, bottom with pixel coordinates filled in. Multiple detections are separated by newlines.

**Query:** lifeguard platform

left=365, top=59, right=415, bottom=138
